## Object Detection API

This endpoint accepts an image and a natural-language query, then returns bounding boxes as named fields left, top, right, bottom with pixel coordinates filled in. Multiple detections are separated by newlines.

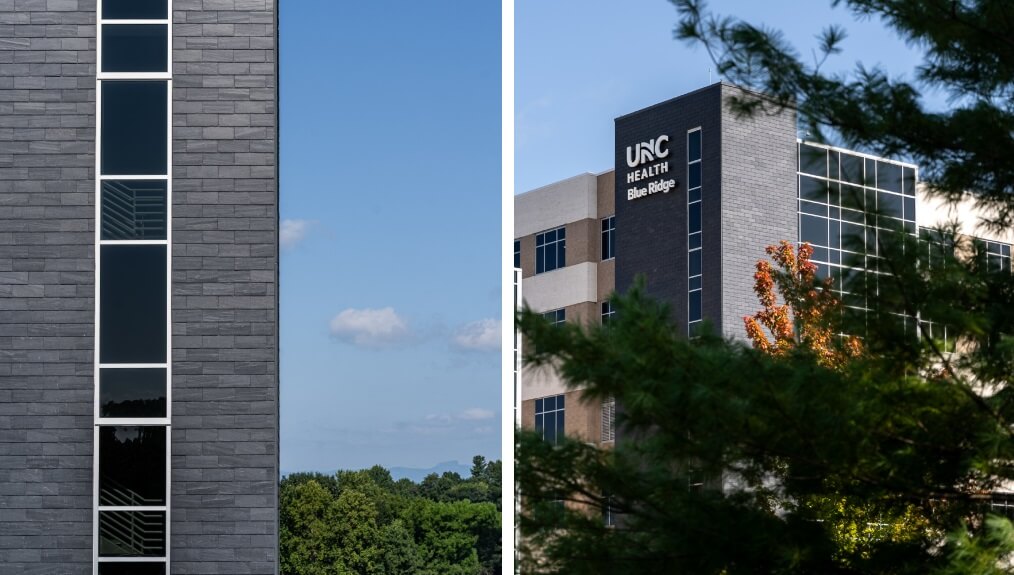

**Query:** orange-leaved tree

left=744, top=240, right=861, bottom=369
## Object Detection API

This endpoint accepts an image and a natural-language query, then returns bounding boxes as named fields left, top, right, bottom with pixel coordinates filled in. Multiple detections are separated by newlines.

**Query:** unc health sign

left=625, top=135, right=677, bottom=200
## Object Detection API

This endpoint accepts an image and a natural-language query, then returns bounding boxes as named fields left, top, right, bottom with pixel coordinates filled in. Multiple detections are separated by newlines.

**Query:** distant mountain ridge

left=281, top=460, right=472, bottom=482
left=389, top=460, right=472, bottom=482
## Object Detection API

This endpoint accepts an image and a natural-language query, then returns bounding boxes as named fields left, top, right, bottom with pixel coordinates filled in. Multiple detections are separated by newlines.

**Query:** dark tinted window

left=688, top=202, right=701, bottom=234
left=102, top=25, right=167, bottom=73
left=877, top=161, right=903, bottom=193
left=102, top=180, right=167, bottom=240
left=799, top=175, right=828, bottom=203
left=800, top=214, right=828, bottom=247
left=688, top=130, right=701, bottom=161
left=903, top=196, right=916, bottom=221
left=103, top=0, right=167, bottom=19
left=513, top=240, right=520, bottom=268
left=102, top=81, right=167, bottom=175
left=878, top=192, right=903, bottom=219
left=99, top=426, right=166, bottom=506
left=99, top=564, right=166, bottom=575
left=839, top=153, right=864, bottom=184
left=902, top=166, right=916, bottom=196
left=100, top=368, right=166, bottom=418
left=689, top=249, right=702, bottom=277
left=799, top=145, right=826, bottom=177
left=99, top=511, right=166, bottom=557
left=100, top=245, right=166, bottom=363
left=688, top=162, right=701, bottom=188
left=689, top=290, right=702, bottom=322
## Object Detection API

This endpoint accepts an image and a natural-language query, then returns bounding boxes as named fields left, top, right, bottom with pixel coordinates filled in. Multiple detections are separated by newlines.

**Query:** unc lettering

left=625, top=134, right=670, bottom=168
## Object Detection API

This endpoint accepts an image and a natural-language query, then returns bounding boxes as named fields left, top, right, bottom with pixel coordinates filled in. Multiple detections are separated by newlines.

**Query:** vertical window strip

left=95, top=1, right=172, bottom=572
left=687, top=129, right=702, bottom=335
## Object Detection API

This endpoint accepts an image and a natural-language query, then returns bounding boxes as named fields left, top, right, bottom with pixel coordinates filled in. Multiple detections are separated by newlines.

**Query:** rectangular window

left=99, top=426, right=167, bottom=506
left=99, top=368, right=167, bottom=418
left=103, top=0, right=168, bottom=19
left=97, top=4, right=171, bottom=573
left=601, top=396, right=615, bottom=442
left=98, top=511, right=167, bottom=557
left=535, top=394, right=565, bottom=445
left=601, top=301, right=615, bottom=324
left=101, top=180, right=168, bottom=240
left=101, top=81, right=168, bottom=176
left=543, top=308, right=566, bottom=326
left=99, top=245, right=167, bottom=364
left=601, top=216, right=615, bottom=260
left=99, top=564, right=167, bottom=575
left=688, top=129, right=703, bottom=334
left=985, top=241, right=1012, bottom=273
left=535, top=226, right=566, bottom=274
left=102, top=24, right=169, bottom=73
left=513, top=239, right=521, bottom=269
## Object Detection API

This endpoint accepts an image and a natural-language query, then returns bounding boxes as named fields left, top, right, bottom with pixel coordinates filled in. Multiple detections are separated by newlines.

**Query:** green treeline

left=280, top=456, right=501, bottom=575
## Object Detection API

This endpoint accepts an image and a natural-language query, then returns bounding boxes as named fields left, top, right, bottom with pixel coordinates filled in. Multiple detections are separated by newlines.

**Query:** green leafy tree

left=280, top=479, right=341, bottom=575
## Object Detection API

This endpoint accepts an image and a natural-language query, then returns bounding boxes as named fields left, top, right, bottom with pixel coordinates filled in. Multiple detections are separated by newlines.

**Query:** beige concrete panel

left=597, top=259, right=615, bottom=303
left=522, top=262, right=598, bottom=313
left=917, top=184, right=1014, bottom=244
left=521, top=363, right=571, bottom=402
left=597, top=171, right=615, bottom=219
left=516, top=173, right=598, bottom=238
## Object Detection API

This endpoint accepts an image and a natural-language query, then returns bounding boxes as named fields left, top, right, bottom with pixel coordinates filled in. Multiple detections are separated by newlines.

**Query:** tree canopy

left=280, top=458, right=501, bottom=575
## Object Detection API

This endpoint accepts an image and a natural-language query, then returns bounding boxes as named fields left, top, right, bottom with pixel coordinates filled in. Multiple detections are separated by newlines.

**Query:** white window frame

left=94, top=1, right=172, bottom=572
left=687, top=128, right=703, bottom=335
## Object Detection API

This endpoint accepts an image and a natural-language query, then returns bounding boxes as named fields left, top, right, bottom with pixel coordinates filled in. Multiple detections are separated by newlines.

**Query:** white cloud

left=329, top=307, right=409, bottom=347
left=452, top=318, right=501, bottom=352
left=280, top=218, right=311, bottom=249
left=459, top=407, right=495, bottom=421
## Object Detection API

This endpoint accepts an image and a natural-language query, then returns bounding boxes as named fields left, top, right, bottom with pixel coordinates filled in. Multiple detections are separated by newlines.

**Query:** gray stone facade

left=0, top=1, right=278, bottom=573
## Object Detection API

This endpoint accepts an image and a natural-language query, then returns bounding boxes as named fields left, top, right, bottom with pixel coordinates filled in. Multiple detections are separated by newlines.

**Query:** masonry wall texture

left=0, top=1, right=279, bottom=573
left=718, top=84, right=797, bottom=341
left=615, top=84, right=723, bottom=330
left=171, top=1, right=278, bottom=574
left=0, top=1, right=97, bottom=572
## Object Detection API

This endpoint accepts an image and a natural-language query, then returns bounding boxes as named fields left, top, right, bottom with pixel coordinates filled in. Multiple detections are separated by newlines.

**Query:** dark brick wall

left=171, top=1, right=278, bottom=574
left=0, top=1, right=278, bottom=573
left=0, top=1, right=96, bottom=572
left=717, top=84, right=797, bottom=341
left=614, top=84, right=723, bottom=330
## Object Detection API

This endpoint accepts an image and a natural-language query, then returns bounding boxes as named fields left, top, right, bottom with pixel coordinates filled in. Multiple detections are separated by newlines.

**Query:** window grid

left=95, top=1, right=172, bottom=571
left=687, top=129, right=703, bottom=335
left=543, top=308, right=566, bottom=326
left=601, top=301, right=615, bottom=324
left=513, top=239, right=521, bottom=269
left=535, top=226, right=566, bottom=274
left=601, top=396, right=615, bottom=443
left=535, top=394, right=565, bottom=445
left=601, top=216, right=615, bottom=260
left=796, top=142, right=919, bottom=314
left=985, top=240, right=1012, bottom=273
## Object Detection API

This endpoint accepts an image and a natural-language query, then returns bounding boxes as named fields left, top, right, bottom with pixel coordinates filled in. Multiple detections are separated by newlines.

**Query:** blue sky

left=280, top=1, right=501, bottom=472
left=516, top=0, right=929, bottom=195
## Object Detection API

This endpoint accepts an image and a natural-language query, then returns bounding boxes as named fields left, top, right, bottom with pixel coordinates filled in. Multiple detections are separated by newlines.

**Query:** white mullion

left=98, top=19, right=171, bottom=25
left=99, top=72, right=172, bottom=81
left=97, top=557, right=168, bottom=564
left=92, top=67, right=102, bottom=575
left=97, top=418, right=171, bottom=426
left=98, top=363, right=168, bottom=369
left=97, top=239, right=168, bottom=246
left=97, top=506, right=167, bottom=512
left=99, top=174, right=169, bottom=180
